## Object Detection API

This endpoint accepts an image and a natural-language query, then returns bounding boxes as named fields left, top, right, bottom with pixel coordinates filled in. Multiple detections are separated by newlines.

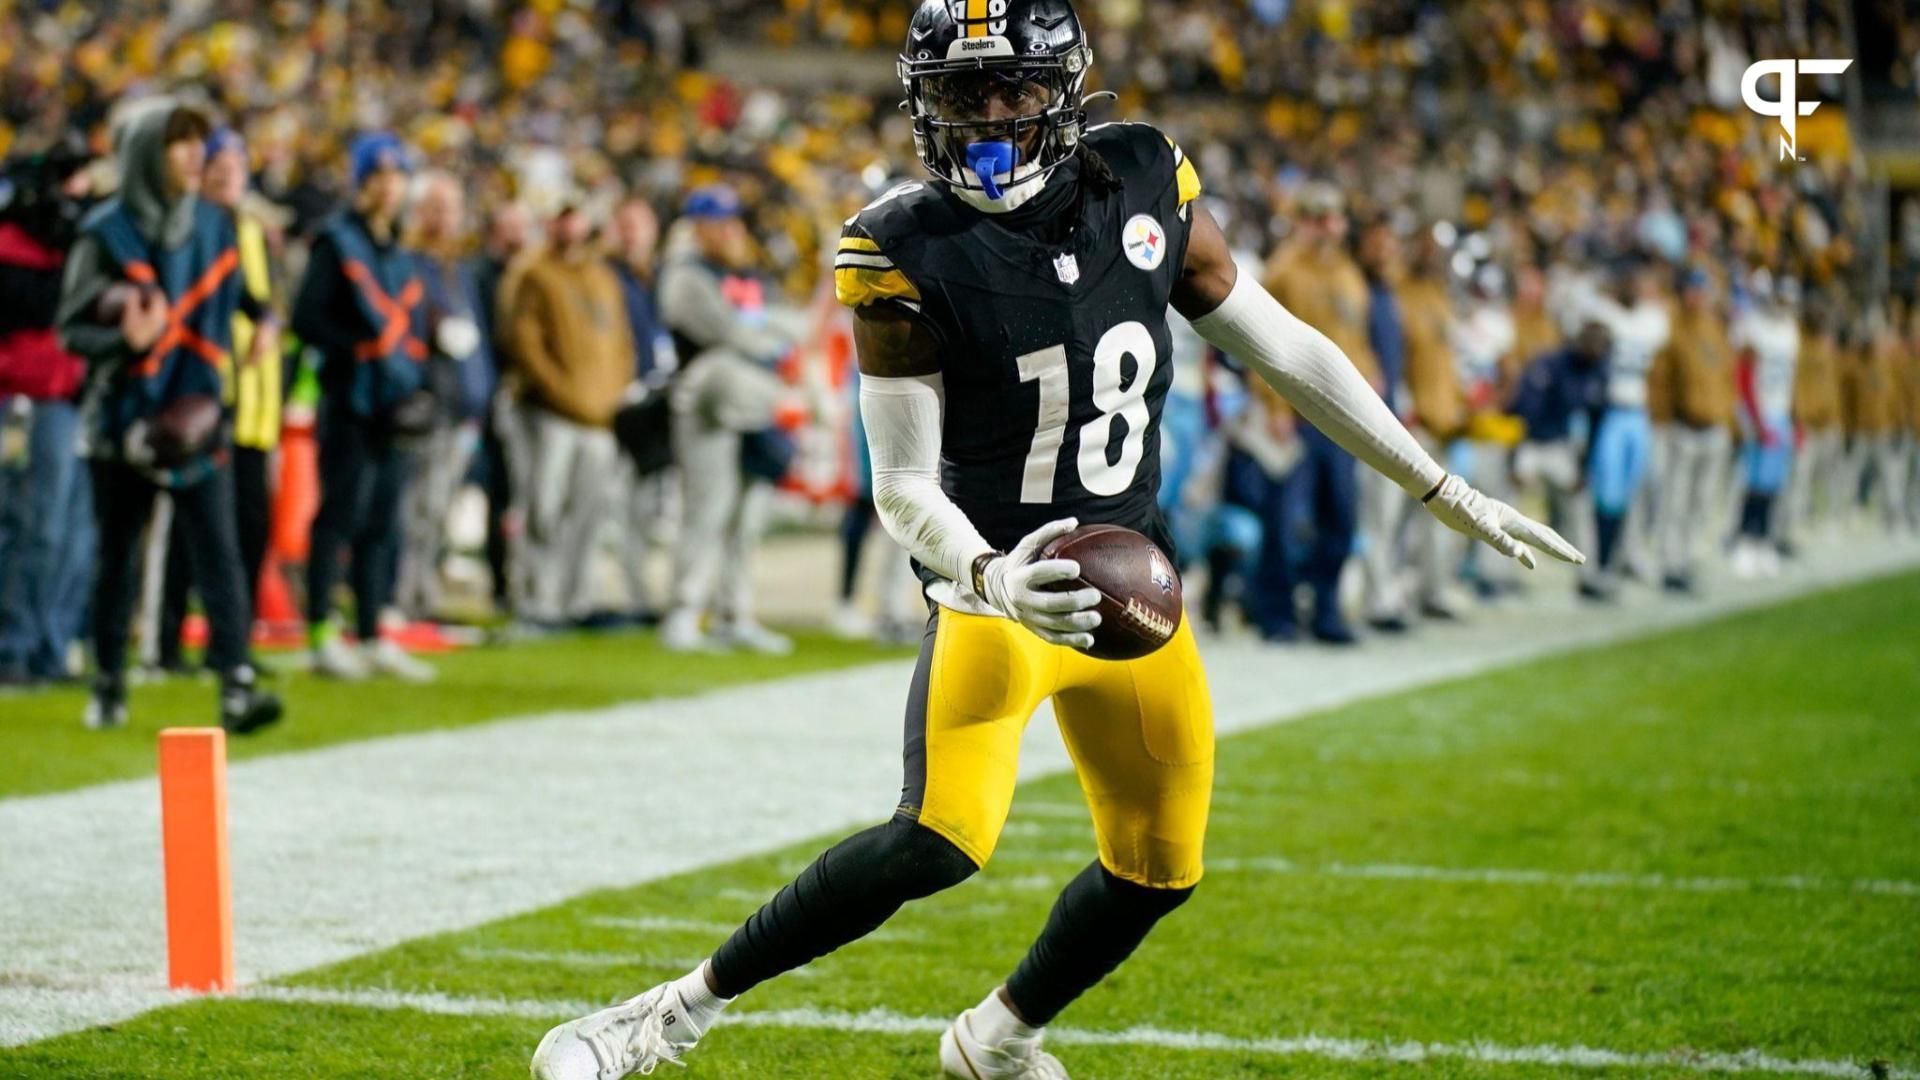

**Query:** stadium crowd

left=2, top=0, right=1918, bottom=724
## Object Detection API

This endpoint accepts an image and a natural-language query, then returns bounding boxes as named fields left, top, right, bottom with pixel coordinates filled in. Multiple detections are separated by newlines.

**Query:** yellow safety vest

left=225, top=212, right=282, bottom=450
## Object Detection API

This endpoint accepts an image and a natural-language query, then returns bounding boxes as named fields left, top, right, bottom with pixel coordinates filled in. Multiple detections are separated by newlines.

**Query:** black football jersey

left=837, top=122, right=1204, bottom=562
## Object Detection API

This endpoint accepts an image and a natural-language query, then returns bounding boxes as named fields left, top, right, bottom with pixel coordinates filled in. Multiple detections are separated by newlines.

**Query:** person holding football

left=532, top=3, right=1582, bottom=1077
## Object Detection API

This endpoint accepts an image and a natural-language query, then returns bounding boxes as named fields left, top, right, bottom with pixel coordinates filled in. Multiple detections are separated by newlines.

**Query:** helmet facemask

left=901, top=45, right=1091, bottom=212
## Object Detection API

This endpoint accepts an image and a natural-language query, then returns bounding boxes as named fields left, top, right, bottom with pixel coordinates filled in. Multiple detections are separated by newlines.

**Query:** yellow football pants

left=898, top=606, right=1214, bottom=889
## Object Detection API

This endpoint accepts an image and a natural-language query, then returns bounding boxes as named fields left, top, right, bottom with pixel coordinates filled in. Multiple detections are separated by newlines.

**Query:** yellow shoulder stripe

left=835, top=265, right=920, bottom=309
left=839, top=236, right=882, bottom=254
left=1162, top=134, right=1203, bottom=207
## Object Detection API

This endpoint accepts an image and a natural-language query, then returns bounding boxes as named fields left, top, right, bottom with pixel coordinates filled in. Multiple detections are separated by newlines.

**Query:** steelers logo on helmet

left=898, top=0, right=1094, bottom=212
left=1122, top=214, right=1167, bottom=271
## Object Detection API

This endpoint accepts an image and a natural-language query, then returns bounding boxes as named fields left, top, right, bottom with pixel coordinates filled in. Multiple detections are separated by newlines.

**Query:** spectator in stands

left=293, top=131, right=436, bottom=681
left=1903, top=303, right=1920, bottom=533
left=1730, top=272, right=1801, bottom=578
left=1650, top=268, right=1737, bottom=594
left=0, top=134, right=95, bottom=687
left=396, top=170, right=489, bottom=621
left=157, top=126, right=283, bottom=672
left=500, top=199, right=636, bottom=626
left=1841, top=306, right=1909, bottom=533
left=1353, top=216, right=1413, bottom=632
left=1582, top=258, right=1672, bottom=600
left=54, top=99, right=281, bottom=732
left=1511, top=320, right=1613, bottom=562
left=659, top=185, right=798, bottom=654
left=1396, top=234, right=1472, bottom=620
left=609, top=195, right=671, bottom=617
left=1257, top=183, right=1372, bottom=643
left=474, top=199, right=534, bottom=615
left=1785, top=298, right=1845, bottom=548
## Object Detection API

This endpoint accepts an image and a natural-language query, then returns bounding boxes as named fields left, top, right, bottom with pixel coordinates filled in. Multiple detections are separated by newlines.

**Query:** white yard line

left=2, top=538, right=1916, bottom=1048
left=236, top=986, right=1915, bottom=1079
left=1206, top=858, right=1920, bottom=897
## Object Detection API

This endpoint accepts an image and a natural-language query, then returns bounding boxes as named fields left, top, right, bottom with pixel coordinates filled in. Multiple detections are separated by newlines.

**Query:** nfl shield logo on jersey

left=1123, top=214, right=1166, bottom=271
left=1053, top=252, right=1080, bottom=285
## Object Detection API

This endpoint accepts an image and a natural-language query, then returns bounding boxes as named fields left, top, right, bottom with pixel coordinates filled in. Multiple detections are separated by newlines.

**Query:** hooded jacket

left=55, top=99, right=244, bottom=484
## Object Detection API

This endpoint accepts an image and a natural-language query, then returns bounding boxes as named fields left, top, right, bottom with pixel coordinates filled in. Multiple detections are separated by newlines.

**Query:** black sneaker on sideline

left=84, top=677, right=129, bottom=731
left=220, top=667, right=283, bottom=735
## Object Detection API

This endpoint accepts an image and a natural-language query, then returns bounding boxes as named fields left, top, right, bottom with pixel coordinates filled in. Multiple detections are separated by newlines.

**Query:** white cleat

left=531, top=984, right=695, bottom=1080
left=310, top=634, right=371, bottom=681
left=363, top=638, right=437, bottom=683
left=712, top=620, right=793, bottom=656
left=659, top=609, right=721, bottom=653
left=940, top=1009, right=1069, bottom=1080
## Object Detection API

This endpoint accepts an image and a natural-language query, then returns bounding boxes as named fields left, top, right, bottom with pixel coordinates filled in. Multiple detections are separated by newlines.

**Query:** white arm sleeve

left=859, top=373, right=996, bottom=586
left=1190, top=270, right=1448, bottom=498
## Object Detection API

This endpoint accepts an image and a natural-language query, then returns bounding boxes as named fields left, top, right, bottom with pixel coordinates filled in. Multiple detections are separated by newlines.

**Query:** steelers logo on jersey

left=1122, top=214, right=1167, bottom=271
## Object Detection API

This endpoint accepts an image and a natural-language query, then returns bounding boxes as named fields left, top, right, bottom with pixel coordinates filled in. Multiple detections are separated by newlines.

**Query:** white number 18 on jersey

left=1014, top=321, right=1157, bottom=503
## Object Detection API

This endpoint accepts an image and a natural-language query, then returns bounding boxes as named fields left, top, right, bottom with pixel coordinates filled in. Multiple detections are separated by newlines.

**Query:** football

left=148, top=393, right=223, bottom=466
left=1040, top=523, right=1183, bottom=661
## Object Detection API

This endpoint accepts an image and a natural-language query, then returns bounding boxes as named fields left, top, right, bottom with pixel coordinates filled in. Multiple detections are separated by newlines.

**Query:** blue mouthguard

left=965, top=141, right=1018, bottom=200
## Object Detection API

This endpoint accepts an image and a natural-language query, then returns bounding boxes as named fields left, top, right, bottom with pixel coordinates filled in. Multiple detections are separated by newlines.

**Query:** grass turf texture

left=0, top=630, right=909, bottom=798
left=6, top=573, right=1917, bottom=1078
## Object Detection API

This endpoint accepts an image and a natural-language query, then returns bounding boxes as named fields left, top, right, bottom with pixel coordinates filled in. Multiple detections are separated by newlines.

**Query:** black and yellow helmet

left=898, top=0, right=1093, bottom=207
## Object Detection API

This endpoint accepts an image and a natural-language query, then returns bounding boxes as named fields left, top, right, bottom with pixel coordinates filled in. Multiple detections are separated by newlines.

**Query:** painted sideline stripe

left=241, top=986, right=1915, bottom=1078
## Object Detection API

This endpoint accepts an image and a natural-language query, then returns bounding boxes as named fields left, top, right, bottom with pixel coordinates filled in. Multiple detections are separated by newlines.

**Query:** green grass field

left=5, top=575, right=1917, bottom=1078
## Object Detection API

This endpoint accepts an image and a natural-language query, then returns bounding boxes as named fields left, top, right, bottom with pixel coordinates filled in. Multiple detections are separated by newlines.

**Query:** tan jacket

left=1265, top=242, right=1380, bottom=388
left=1397, top=275, right=1467, bottom=439
left=1904, top=339, right=1920, bottom=434
left=1792, top=332, right=1843, bottom=430
left=1507, top=306, right=1559, bottom=396
left=1654, top=307, right=1737, bottom=429
left=1842, top=338, right=1901, bottom=435
left=503, top=252, right=637, bottom=427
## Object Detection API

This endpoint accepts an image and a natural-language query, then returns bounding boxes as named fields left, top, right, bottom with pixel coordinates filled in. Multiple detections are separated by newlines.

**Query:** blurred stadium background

left=2, top=1, right=1918, bottom=1077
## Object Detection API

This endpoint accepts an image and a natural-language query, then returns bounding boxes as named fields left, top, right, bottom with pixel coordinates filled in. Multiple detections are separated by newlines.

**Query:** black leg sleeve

left=707, top=816, right=977, bottom=998
left=1005, top=860, right=1195, bottom=1027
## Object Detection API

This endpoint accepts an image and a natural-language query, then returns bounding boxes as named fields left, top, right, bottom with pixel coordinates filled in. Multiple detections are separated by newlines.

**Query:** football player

left=532, top=2, right=1582, bottom=1077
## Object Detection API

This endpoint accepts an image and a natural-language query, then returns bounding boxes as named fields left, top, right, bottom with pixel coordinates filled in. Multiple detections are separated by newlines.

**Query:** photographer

left=0, top=134, right=95, bottom=688
left=54, top=100, right=281, bottom=733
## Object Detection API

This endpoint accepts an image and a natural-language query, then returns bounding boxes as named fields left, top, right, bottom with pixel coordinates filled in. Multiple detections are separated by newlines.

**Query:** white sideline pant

left=1842, top=434, right=1910, bottom=532
left=504, top=400, right=618, bottom=623
left=1781, top=427, right=1842, bottom=541
left=1656, top=423, right=1731, bottom=579
left=396, top=420, right=478, bottom=619
left=1356, top=465, right=1414, bottom=621
left=669, top=419, right=772, bottom=624
left=1512, top=439, right=1592, bottom=566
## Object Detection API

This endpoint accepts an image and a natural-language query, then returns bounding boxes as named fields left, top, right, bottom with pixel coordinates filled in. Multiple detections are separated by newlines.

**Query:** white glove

left=1423, top=474, right=1586, bottom=570
left=977, top=518, right=1103, bottom=649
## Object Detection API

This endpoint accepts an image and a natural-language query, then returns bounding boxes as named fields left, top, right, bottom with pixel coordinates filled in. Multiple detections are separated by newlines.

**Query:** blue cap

left=205, top=127, right=245, bottom=160
left=681, top=184, right=742, bottom=220
left=348, top=131, right=411, bottom=189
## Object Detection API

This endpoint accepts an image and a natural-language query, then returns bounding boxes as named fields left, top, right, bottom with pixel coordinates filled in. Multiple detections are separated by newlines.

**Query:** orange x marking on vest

left=342, top=259, right=428, bottom=363
left=128, top=249, right=240, bottom=377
